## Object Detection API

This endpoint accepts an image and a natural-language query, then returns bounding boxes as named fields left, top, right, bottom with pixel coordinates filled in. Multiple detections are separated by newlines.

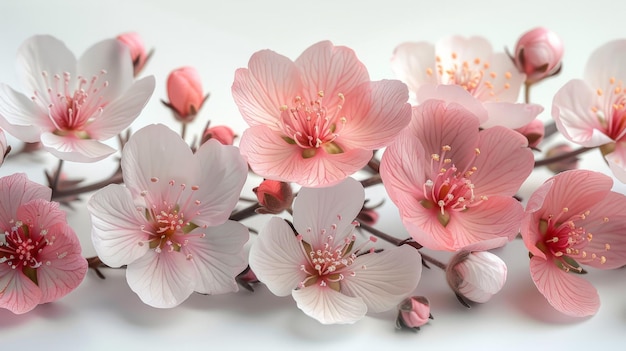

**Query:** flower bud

left=396, top=296, right=432, bottom=331
left=446, top=250, right=507, bottom=303
left=164, top=66, right=208, bottom=122
left=545, top=143, right=579, bottom=174
left=0, top=129, right=8, bottom=166
left=513, top=27, right=564, bottom=84
left=515, top=119, right=544, bottom=149
left=253, top=179, right=294, bottom=215
left=356, top=199, right=382, bottom=226
left=116, top=32, right=150, bottom=76
left=236, top=266, right=260, bottom=292
left=202, top=125, right=236, bottom=145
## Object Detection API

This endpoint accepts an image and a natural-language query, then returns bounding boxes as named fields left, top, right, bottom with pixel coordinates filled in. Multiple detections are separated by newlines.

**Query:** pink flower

left=233, top=41, right=411, bottom=187
left=396, top=296, right=432, bottom=331
left=249, top=178, right=422, bottom=324
left=253, top=179, right=293, bottom=215
left=0, top=35, right=155, bottom=163
left=392, top=36, right=543, bottom=129
left=552, top=40, right=626, bottom=182
left=87, top=124, right=249, bottom=308
left=446, top=250, right=507, bottom=303
left=513, top=27, right=564, bottom=84
left=164, top=66, right=207, bottom=122
left=380, top=99, right=534, bottom=251
left=202, top=125, right=236, bottom=145
left=0, top=173, right=87, bottom=314
left=116, top=32, right=150, bottom=76
left=521, top=170, right=626, bottom=317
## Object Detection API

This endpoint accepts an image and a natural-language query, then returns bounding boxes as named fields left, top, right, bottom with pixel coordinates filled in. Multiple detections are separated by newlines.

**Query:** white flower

left=446, top=250, right=507, bottom=303
left=249, top=177, right=422, bottom=324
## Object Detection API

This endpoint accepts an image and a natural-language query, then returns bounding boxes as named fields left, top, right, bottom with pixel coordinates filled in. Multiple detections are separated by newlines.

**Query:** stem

left=181, top=123, right=187, bottom=141
left=357, top=220, right=404, bottom=246
left=51, top=170, right=123, bottom=201
left=229, top=202, right=262, bottom=221
left=524, top=82, right=532, bottom=104
left=534, top=146, right=594, bottom=168
left=367, top=157, right=380, bottom=174
left=51, top=159, right=64, bottom=191
left=360, top=174, right=382, bottom=188
left=420, top=252, right=447, bottom=270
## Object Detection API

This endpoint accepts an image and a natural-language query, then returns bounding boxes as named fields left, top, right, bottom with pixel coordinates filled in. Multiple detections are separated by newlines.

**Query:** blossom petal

left=126, top=250, right=194, bottom=308
left=40, top=132, right=116, bottom=162
left=481, top=102, right=543, bottom=129
left=16, top=199, right=66, bottom=238
left=341, top=245, right=421, bottom=312
left=391, top=41, right=437, bottom=93
left=292, top=286, right=367, bottom=324
left=0, top=173, right=51, bottom=232
left=605, top=144, right=626, bottom=184
left=249, top=217, right=307, bottom=297
left=0, top=267, right=42, bottom=314
left=415, top=84, right=489, bottom=124
left=521, top=179, right=554, bottom=259
left=0, top=83, right=47, bottom=142
left=87, top=184, right=150, bottom=268
left=584, top=39, right=626, bottom=91
left=436, top=36, right=493, bottom=70
left=530, top=256, right=599, bottom=317
left=77, top=39, right=134, bottom=101
left=184, top=221, right=249, bottom=295
left=474, top=53, right=525, bottom=103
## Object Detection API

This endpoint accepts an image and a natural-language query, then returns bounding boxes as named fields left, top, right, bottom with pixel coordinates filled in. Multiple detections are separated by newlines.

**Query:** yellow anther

left=426, top=68, right=433, bottom=76
left=597, top=88, right=603, bottom=96
left=490, top=72, right=497, bottom=79
left=505, top=72, right=512, bottom=79
left=474, top=58, right=481, bottom=64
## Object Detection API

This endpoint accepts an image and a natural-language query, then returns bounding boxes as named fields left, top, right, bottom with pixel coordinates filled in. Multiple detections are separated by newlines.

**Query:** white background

left=1, top=0, right=626, bottom=349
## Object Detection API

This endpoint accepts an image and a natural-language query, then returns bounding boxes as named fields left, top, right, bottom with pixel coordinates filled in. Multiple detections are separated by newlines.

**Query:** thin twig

left=534, top=146, right=593, bottom=168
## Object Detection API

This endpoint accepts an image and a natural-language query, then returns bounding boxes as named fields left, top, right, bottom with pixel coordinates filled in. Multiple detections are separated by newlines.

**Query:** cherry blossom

left=87, top=124, right=249, bottom=308
left=0, top=35, right=155, bottom=162
left=249, top=178, right=422, bottom=324
left=0, top=173, right=87, bottom=314
left=233, top=41, right=411, bottom=187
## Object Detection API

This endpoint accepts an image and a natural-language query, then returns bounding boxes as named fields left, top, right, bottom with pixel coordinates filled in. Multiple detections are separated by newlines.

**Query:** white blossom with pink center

left=0, top=35, right=155, bottom=162
left=249, top=178, right=422, bottom=324
left=87, top=124, right=249, bottom=308
left=392, top=36, right=543, bottom=129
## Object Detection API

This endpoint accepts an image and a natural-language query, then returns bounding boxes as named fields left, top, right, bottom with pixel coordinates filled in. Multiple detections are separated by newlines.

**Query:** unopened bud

left=116, top=32, right=151, bottom=76
left=202, top=125, right=236, bottom=145
left=163, top=66, right=208, bottom=122
left=446, top=250, right=507, bottom=304
left=515, top=119, right=544, bottom=149
left=356, top=199, right=383, bottom=226
left=253, top=179, right=294, bottom=215
left=545, top=143, right=579, bottom=174
left=513, top=27, right=564, bottom=84
left=396, top=296, right=433, bottom=331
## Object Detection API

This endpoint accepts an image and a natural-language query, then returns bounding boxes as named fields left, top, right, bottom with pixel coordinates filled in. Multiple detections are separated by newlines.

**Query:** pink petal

left=249, top=217, right=308, bottom=297
left=0, top=83, right=48, bottom=142
left=0, top=268, right=42, bottom=314
left=77, top=39, right=134, bottom=102
left=340, top=80, right=411, bottom=150
left=391, top=41, right=437, bottom=93
left=85, top=76, right=155, bottom=140
left=183, top=221, right=249, bottom=295
left=521, top=179, right=554, bottom=259
left=436, top=36, right=493, bottom=69
left=87, top=184, right=150, bottom=268
left=380, top=129, right=428, bottom=204
left=605, top=144, right=626, bottom=184
left=473, top=53, right=525, bottom=103
left=292, top=285, right=367, bottom=324
left=232, top=50, right=302, bottom=128
left=530, top=256, right=599, bottom=317
left=340, top=245, right=421, bottom=313
left=40, top=132, right=116, bottom=162
left=583, top=39, right=626, bottom=91
left=401, top=208, right=457, bottom=251
left=0, top=173, right=51, bottom=232
left=481, top=102, right=543, bottom=129
left=415, top=84, right=489, bottom=124
left=126, top=250, right=195, bottom=308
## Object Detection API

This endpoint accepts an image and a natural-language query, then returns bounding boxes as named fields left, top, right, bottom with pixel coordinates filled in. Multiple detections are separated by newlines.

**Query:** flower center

left=592, top=77, right=626, bottom=140
left=538, top=207, right=610, bottom=272
left=0, top=220, right=51, bottom=284
left=31, top=70, right=110, bottom=138
left=420, top=145, right=485, bottom=226
left=278, top=91, right=347, bottom=159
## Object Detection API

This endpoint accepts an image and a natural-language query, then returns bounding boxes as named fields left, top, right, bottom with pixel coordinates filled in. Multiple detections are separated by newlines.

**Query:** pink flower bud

left=253, top=179, right=294, bottom=215
left=545, top=143, right=579, bottom=174
left=116, top=32, right=149, bottom=76
left=515, top=118, right=544, bottom=149
left=356, top=199, right=383, bottom=226
left=514, top=27, right=564, bottom=84
left=446, top=250, right=507, bottom=303
left=396, top=296, right=432, bottom=331
left=202, top=125, right=236, bottom=145
left=165, top=66, right=207, bottom=122
left=0, top=129, right=8, bottom=166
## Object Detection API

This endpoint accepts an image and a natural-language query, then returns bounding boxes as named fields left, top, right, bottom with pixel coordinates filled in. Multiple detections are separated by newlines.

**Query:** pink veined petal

left=293, top=177, right=364, bottom=247
left=340, top=245, right=422, bottom=313
left=0, top=173, right=51, bottom=232
left=87, top=184, right=150, bottom=268
left=401, top=208, right=456, bottom=251
left=530, top=255, right=599, bottom=317
left=583, top=39, right=626, bottom=91
left=16, top=199, right=66, bottom=233
left=192, top=139, right=247, bottom=227
left=184, top=220, right=249, bottom=295
left=126, top=250, right=195, bottom=308
left=36, top=224, right=87, bottom=304
left=481, top=102, right=543, bottom=129
left=521, top=179, right=554, bottom=259
left=340, top=80, right=411, bottom=150
left=415, top=84, right=489, bottom=124
left=552, top=79, right=612, bottom=147
left=605, top=145, right=626, bottom=184
left=77, top=39, right=134, bottom=102
left=292, top=285, right=367, bottom=324
left=232, top=50, right=302, bottom=128
left=16, top=35, right=77, bottom=101
left=248, top=217, right=308, bottom=297
left=0, top=267, right=43, bottom=314
left=0, top=83, right=48, bottom=142
left=471, top=126, right=534, bottom=196
left=391, top=41, right=437, bottom=94
left=474, top=53, right=525, bottom=103
left=40, top=132, right=116, bottom=163
left=85, top=76, right=155, bottom=140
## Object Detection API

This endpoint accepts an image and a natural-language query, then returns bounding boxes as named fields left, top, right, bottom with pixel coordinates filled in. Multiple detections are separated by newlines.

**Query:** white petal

left=87, top=184, right=150, bottom=268
left=184, top=221, right=249, bottom=295
left=391, top=41, right=437, bottom=93
left=293, top=177, right=364, bottom=247
left=249, top=217, right=307, bottom=297
left=292, top=286, right=367, bottom=324
left=0, top=83, right=47, bottom=142
left=340, top=245, right=422, bottom=312
left=126, top=250, right=194, bottom=308
left=40, top=132, right=116, bottom=162
left=584, top=39, right=626, bottom=90
left=77, top=39, right=134, bottom=102
left=482, top=102, right=543, bottom=129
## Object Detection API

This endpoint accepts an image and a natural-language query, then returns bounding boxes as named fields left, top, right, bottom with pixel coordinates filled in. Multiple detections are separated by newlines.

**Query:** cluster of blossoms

left=1, top=25, right=626, bottom=329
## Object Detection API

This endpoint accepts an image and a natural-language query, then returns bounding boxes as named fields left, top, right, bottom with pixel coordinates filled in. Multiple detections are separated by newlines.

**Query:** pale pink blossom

left=164, top=66, right=207, bottom=122
left=0, top=35, right=155, bottom=163
left=392, top=36, right=543, bottom=129
left=552, top=40, right=626, bottom=182
left=116, top=32, right=150, bottom=76
left=0, top=173, right=87, bottom=314
left=87, top=124, right=249, bottom=308
left=446, top=250, right=507, bottom=303
left=513, top=27, right=564, bottom=84
left=249, top=178, right=422, bottom=324
left=233, top=41, right=411, bottom=187
left=521, top=170, right=626, bottom=317
left=380, top=99, right=534, bottom=251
